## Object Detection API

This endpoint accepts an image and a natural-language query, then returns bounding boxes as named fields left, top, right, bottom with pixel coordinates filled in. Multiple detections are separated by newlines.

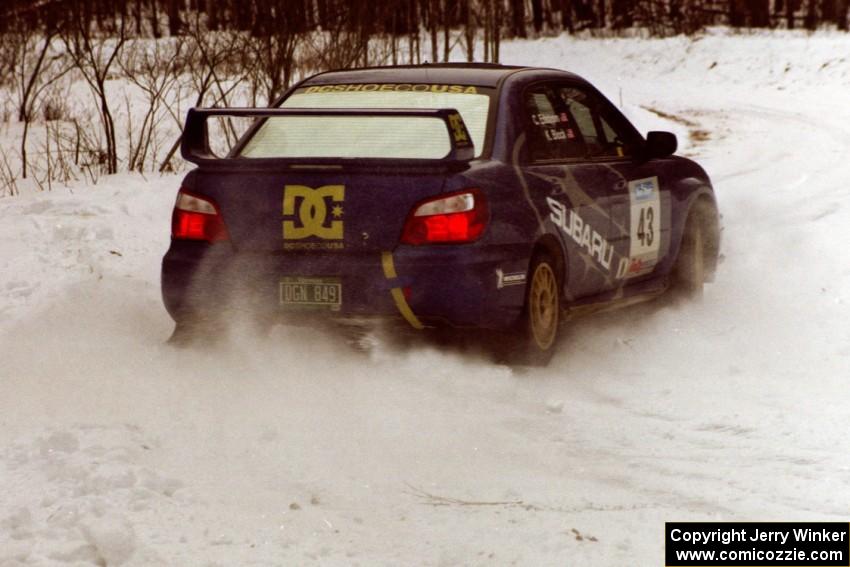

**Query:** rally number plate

left=279, top=277, right=341, bottom=311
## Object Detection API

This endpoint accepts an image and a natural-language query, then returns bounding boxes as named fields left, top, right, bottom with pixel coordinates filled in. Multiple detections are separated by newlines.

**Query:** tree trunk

left=317, top=0, right=328, bottom=27
left=117, top=0, right=128, bottom=35
left=391, top=10, right=398, bottom=65
left=208, top=0, right=218, bottom=30
left=167, top=0, right=182, bottom=35
left=837, top=0, right=849, bottom=29
left=408, top=2, right=417, bottom=64
left=512, top=0, right=527, bottom=37
left=611, top=0, right=630, bottom=28
left=150, top=0, right=161, bottom=37
left=301, top=0, right=312, bottom=32
left=804, top=0, right=817, bottom=28
left=235, top=0, right=252, bottom=30
left=443, top=0, right=451, bottom=61
left=747, top=0, right=770, bottom=25
left=98, top=79, right=119, bottom=174
left=729, top=0, right=744, bottom=26
left=21, top=117, right=29, bottom=179
left=430, top=0, right=439, bottom=62
left=134, top=0, right=143, bottom=35
left=483, top=0, right=491, bottom=62
left=465, top=0, right=475, bottom=61
left=821, top=0, right=835, bottom=24
left=561, top=0, right=574, bottom=31
left=532, top=0, right=544, bottom=31
left=492, top=0, right=502, bottom=63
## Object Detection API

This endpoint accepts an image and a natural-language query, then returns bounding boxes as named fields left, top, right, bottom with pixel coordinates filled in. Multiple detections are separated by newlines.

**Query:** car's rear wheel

left=500, top=252, right=562, bottom=366
left=528, top=258, right=560, bottom=350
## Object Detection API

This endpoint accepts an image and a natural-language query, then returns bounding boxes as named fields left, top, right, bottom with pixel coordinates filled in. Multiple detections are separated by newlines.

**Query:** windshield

left=239, top=83, right=492, bottom=159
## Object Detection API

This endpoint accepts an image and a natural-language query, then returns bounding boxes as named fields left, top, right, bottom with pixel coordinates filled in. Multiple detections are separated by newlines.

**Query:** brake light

left=171, top=190, right=229, bottom=242
left=400, top=190, right=488, bottom=245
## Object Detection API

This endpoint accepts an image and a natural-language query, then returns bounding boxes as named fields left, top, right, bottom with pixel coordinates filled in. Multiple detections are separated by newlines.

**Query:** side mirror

left=644, top=131, right=677, bottom=159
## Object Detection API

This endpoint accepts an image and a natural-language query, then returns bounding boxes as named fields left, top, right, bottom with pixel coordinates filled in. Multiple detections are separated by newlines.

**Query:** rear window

left=239, top=84, right=492, bottom=159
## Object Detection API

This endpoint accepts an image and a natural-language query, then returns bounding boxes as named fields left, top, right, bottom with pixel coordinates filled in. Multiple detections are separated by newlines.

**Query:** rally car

left=162, top=63, right=720, bottom=363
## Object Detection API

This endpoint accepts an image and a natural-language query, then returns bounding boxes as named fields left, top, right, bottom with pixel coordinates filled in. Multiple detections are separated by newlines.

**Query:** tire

left=500, top=252, right=562, bottom=366
left=672, top=213, right=707, bottom=300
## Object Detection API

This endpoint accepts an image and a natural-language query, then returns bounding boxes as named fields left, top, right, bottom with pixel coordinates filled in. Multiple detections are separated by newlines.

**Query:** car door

left=518, top=83, right=622, bottom=300
left=550, top=84, right=673, bottom=285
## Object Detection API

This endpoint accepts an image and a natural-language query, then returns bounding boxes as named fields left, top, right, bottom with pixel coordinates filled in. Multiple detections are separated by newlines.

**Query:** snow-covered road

left=2, top=31, right=850, bottom=566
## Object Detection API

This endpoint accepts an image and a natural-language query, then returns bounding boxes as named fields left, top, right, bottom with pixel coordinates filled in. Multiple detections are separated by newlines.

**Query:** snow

left=3, top=29, right=850, bottom=565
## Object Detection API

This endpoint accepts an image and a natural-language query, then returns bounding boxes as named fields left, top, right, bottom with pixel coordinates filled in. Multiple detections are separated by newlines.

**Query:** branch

left=404, top=484, right=529, bottom=508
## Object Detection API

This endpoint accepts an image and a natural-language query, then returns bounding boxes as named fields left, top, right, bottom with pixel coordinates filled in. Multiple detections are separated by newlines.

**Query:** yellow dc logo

left=282, top=185, right=344, bottom=240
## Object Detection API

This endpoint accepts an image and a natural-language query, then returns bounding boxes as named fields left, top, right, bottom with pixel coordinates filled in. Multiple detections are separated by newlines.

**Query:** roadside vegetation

left=0, top=0, right=847, bottom=195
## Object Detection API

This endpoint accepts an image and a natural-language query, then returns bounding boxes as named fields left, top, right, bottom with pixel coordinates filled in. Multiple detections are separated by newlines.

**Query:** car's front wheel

left=672, top=211, right=707, bottom=299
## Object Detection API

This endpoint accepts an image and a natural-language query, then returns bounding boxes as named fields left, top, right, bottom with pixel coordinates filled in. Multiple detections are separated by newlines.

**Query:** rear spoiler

left=180, top=107, right=475, bottom=167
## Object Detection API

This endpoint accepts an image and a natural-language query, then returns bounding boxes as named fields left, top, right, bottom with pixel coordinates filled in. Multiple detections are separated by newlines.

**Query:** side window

left=555, top=87, right=632, bottom=159
left=523, top=87, right=585, bottom=162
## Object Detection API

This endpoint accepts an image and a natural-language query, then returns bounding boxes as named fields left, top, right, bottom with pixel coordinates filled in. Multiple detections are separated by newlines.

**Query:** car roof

left=299, top=64, right=584, bottom=88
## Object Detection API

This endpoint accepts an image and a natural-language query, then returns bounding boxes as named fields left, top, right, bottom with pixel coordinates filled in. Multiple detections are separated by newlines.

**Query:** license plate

left=279, top=277, right=341, bottom=310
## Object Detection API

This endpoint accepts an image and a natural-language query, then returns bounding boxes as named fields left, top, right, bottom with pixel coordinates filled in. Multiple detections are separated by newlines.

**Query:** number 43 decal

left=617, top=177, right=661, bottom=279
left=637, top=206, right=654, bottom=246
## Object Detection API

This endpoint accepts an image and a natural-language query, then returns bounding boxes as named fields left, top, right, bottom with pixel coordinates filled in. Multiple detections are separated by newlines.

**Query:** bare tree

left=532, top=0, right=545, bottom=31
left=239, top=0, right=313, bottom=104
left=429, top=0, right=440, bottom=62
left=10, top=23, right=72, bottom=179
left=119, top=36, right=186, bottom=172
left=464, top=0, right=477, bottom=62
left=159, top=21, right=252, bottom=171
left=0, top=148, right=21, bottom=196
left=62, top=13, right=128, bottom=175
left=166, top=0, right=183, bottom=35
left=804, top=0, right=817, bottom=28
left=511, top=0, right=528, bottom=36
left=838, top=0, right=849, bottom=29
left=786, top=0, right=797, bottom=28
left=0, top=29, right=16, bottom=87
left=490, top=0, right=496, bottom=63
left=302, top=8, right=371, bottom=74
left=245, top=30, right=302, bottom=106
left=443, top=0, right=452, bottom=61
left=483, top=0, right=492, bottom=61
left=560, top=0, right=575, bottom=32
left=481, top=0, right=502, bottom=62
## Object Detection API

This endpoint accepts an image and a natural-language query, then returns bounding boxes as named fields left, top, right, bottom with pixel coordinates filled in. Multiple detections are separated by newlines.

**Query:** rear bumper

left=161, top=241, right=529, bottom=330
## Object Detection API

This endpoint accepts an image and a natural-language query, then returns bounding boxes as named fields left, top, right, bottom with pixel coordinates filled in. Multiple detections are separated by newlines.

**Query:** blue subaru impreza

left=162, top=64, right=719, bottom=363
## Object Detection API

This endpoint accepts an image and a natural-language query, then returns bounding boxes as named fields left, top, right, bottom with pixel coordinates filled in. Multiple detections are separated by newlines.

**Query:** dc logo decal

left=282, top=185, right=345, bottom=241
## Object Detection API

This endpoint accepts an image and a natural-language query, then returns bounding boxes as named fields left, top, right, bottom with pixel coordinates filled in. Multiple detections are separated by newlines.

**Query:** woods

left=0, top=0, right=848, bottom=195
left=3, top=0, right=849, bottom=44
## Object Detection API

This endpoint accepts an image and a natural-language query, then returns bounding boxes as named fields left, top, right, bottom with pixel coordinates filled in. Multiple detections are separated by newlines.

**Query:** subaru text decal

left=547, top=197, right=615, bottom=271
